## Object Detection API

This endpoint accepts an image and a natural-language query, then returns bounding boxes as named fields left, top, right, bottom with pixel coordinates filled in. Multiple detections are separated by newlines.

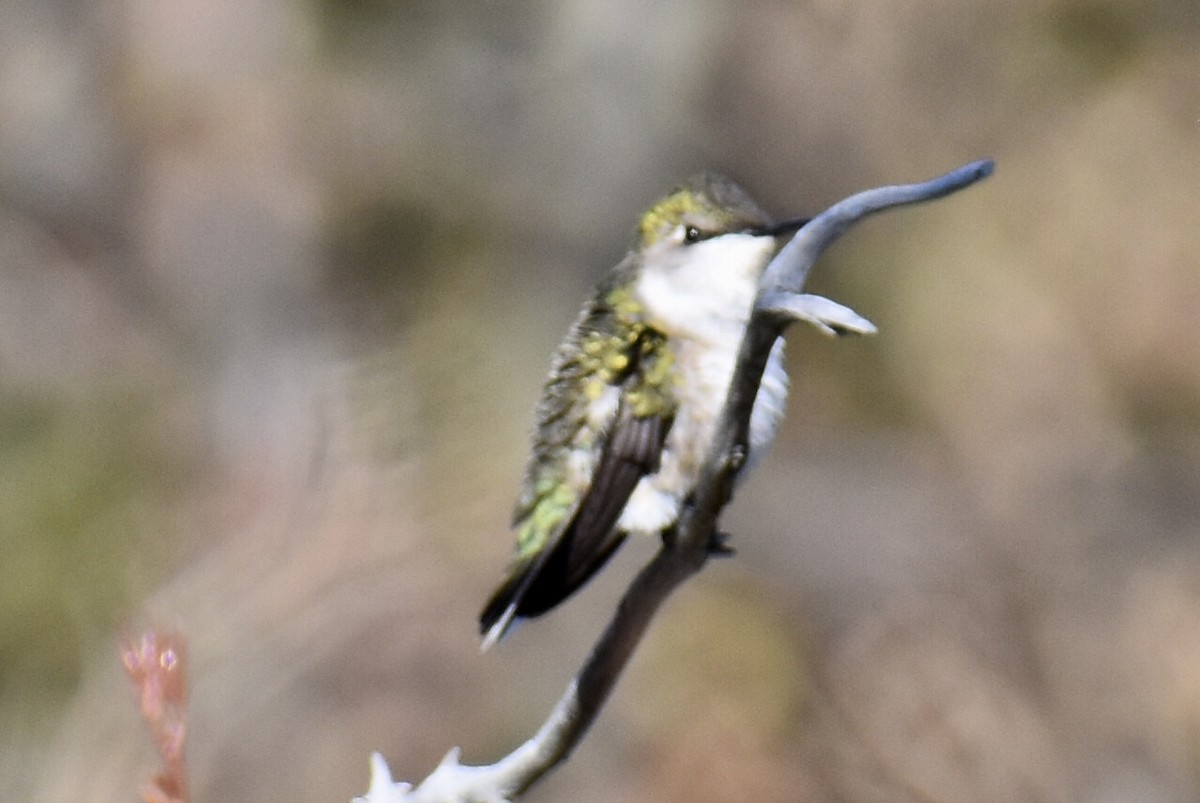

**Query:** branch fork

left=356, top=158, right=994, bottom=803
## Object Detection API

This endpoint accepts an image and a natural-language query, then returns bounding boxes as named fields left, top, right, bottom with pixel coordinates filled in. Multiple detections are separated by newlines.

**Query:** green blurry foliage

left=1047, top=0, right=1146, bottom=79
left=0, top=389, right=190, bottom=719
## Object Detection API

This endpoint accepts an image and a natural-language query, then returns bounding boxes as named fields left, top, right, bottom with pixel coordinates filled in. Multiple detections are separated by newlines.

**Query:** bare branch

left=355, top=158, right=994, bottom=803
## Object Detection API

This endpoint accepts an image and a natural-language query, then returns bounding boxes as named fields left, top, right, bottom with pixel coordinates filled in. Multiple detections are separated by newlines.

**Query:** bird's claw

left=707, top=530, right=736, bottom=557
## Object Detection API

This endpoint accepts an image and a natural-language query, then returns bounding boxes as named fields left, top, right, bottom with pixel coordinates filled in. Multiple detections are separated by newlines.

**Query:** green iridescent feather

left=511, top=275, right=677, bottom=560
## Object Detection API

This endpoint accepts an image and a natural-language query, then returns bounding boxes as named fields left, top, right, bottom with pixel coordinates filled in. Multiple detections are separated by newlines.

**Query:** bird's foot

left=707, top=530, right=736, bottom=558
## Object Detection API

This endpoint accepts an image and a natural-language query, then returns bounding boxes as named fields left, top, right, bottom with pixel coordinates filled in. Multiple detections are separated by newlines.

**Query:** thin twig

left=356, top=158, right=994, bottom=803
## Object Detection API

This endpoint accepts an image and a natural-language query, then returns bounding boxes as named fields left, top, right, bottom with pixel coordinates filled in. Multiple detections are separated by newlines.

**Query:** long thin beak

left=753, top=216, right=810, bottom=237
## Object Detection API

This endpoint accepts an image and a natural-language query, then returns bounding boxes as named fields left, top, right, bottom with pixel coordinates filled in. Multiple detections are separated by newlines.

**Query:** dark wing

left=479, top=402, right=670, bottom=645
left=528, top=407, right=667, bottom=607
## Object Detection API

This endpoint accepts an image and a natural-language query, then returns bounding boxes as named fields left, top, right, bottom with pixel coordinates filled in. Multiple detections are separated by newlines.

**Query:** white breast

left=616, top=232, right=788, bottom=535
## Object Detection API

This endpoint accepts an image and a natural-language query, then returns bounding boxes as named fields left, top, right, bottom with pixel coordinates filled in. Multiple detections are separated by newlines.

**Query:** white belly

left=616, top=336, right=787, bottom=535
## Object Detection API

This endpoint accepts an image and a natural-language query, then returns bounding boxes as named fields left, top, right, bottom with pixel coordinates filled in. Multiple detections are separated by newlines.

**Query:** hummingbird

left=479, top=172, right=872, bottom=648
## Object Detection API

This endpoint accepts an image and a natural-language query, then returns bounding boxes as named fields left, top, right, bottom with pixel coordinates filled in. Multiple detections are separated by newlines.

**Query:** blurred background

left=1, top=0, right=1198, bottom=800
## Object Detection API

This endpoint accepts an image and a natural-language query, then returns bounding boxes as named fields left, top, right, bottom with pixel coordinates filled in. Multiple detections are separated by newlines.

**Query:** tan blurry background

left=2, top=1, right=1199, bottom=800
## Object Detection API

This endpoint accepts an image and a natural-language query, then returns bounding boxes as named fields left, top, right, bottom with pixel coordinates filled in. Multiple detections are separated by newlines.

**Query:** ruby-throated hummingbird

left=479, top=173, right=874, bottom=648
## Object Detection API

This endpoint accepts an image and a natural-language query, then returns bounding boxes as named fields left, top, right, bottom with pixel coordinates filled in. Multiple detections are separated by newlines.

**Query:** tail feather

left=479, top=569, right=527, bottom=650
left=480, top=400, right=668, bottom=647
left=478, top=529, right=627, bottom=648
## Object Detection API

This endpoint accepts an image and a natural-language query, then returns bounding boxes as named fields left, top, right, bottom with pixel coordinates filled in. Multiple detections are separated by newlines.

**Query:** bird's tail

left=478, top=530, right=627, bottom=650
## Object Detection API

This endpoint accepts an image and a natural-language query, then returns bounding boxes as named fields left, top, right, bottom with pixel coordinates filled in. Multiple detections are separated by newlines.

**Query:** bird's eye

left=683, top=225, right=703, bottom=243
